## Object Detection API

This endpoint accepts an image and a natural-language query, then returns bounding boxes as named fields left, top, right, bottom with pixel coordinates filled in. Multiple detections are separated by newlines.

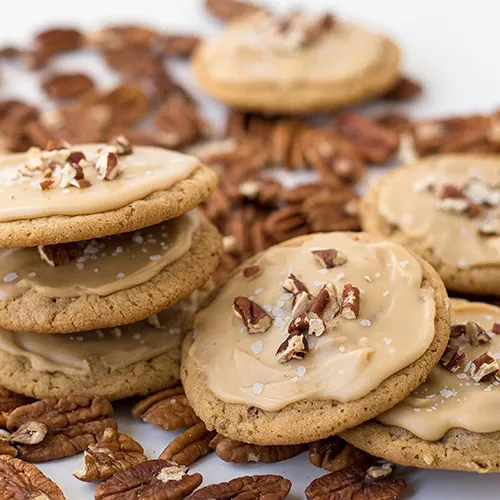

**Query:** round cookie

left=193, top=11, right=400, bottom=114
left=0, top=213, right=222, bottom=334
left=360, top=154, right=500, bottom=296
left=182, top=232, right=450, bottom=445
left=341, top=299, right=500, bottom=473
left=0, top=142, right=217, bottom=247
left=0, top=292, right=208, bottom=401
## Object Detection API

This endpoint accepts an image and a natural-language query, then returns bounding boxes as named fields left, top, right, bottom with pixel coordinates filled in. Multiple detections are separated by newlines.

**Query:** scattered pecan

left=276, top=331, right=309, bottom=363
left=42, top=73, right=95, bottom=99
left=210, top=435, right=306, bottom=463
left=0, top=387, right=31, bottom=428
left=88, top=25, right=158, bottom=50
left=310, top=284, right=339, bottom=321
left=132, top=387, right=200, bottom=431
left=38, top=242, right=83, bottom=267
left=440, top=341, right=467, bottom=372
left=73, top=427, right=147, bottom=482
left=493, top=322, right=500, bottom=334
left=291, top=291, right=312, bottom=318
left=264, top=205, right=309, bottom=242
left=243, top=265, right=263, bottom=280
left=311, top=248, right=347, bottom=268
left=189, top=474, right=291, bottom=500
left=340, top=284, right=360, bottom=320
left=450, top=324, right=466, bottom=337
left=283, top=273, right=309, bottom=295
left=160, top=35, right=201, bottom=58
left=305, top=463, right=406, bottom=500
left=159, top=421, right=216, bottom=466
left=96, top=152, right=120, bottom=180
left=108, top=135, right=133, bottom=155
left=309, top=436, right=371, bottom=472
left=204, top=0, right=266, bottom=22
left=233, top=296, right=272, bottom=334
left=95, top=459, right=202, bottom=500
left=469, top=352, right=499, bottom=382
left=0, top=455, right=65, bottom=499
left=383, top=75, right=423, bottom=101
left=465, top=321, right=491, bottom=346
left=33, top=27, right=83, bottom=57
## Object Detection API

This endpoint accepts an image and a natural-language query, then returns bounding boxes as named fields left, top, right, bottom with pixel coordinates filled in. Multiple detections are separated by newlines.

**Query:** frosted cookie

left=0, top=211, right=222, bottom=333
left=193, top=11, right=400, bottom=114
left=360, top=155, right=500, bottom=296
left=342, top=299, right=500, bottom=473
left=181, top=232, right=449, bottom=445
left=0, top=138, right=217, bottom=247
left=0, top=294, right=207, bottom=400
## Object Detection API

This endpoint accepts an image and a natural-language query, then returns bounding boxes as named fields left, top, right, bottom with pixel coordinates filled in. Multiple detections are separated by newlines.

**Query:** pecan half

left=440, top=342, right=467, bottom=372
left=309, top=436, right=370, bottom=472
left=340, top=284, right=360, bottom=320
left=38, top=242, right=83, bottom=267
left=243, top=265, right=263, bottom=280
left=210, top=435, right=306, bottom=463
left=469, top=352, right=499, bottom=382
left=283, top=273, right=309, bottom=294
left=160, top=35, right=200, bottom=58
left=42, top=73, right=95, bottom=99
left=465, top=321, right=491, bottom=346
left=305, top=463, right=406, bottom=500
left=204, top=0, right=266, bottom=22
left=0, top=387, right=31, bottom=428
left=189, top=474, right=291, bottom=500
left=0, top=455, right=65, bottom=499
left=34, top=27, right=83, bottom=57
left=276, top=331, right=309, bottom=363
left=132, top=387, right=200, bottom=431
left=311, top=248, right=347, bottom=268
left=233, top=296, right=272, bottom=334
left=159, top=422, right=216, bottom=466
left=73, top=427, right=147, bottom=482
left=95, top=459, right=202, bottom=500
left=96, top=151, right=120, bottom=180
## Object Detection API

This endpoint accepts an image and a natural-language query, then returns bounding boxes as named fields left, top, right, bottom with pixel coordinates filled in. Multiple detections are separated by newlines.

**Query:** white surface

left=0, top=0, right=499, bottom=498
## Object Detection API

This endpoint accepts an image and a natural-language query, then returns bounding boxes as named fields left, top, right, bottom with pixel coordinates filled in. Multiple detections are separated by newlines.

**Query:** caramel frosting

left=0, top=298, right=199, bottom=376
left=0, top=211, right=199, bottom=300
left=378, top=299, right=500, bottom=441
left=377, top=156, right=500, bottom=268
left=188, top=233, right=436, bottom=412
left=198, top=12, right=387, bottom=86
left=0, top=144, right=200, bottom=222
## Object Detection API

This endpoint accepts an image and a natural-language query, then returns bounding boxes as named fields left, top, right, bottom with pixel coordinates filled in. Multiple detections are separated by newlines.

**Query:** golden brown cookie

left=342, top=299, right=500, bottom=473
left=182, top=232, right=450, bottom=445
left=0, top=215, right=222, bottom=334
left=193, top=11, right=400, bottom=114
left=360, top=155, right=500, bottom=296
left=0, top=143, right=217, bottom=247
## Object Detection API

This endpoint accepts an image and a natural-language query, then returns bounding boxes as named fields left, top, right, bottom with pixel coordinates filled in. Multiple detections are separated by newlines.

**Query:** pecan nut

left=38, top=242, right=83, bottom=266
left=243, top=265, right=263, bottom=280
left=96, top=151, right=120, bottom=180
left=42, top=73, right=95, bottom=99
left=160, top=35, right=201, bottom=58
left=210, top=435, right=306, bottom=463
left=159, top=422, right=216, bottom=466
left=73, top=427, right=147, bottom=482
left=233, top=296, right=272, bottom=334
left=0, top=455, right=65, bottom=499
left=309, top=436, right=370, bottom=472
left=465, top=321, right=491, bottom=346
left=340, top=284, right=360, bottom=320
left=11, top=422, right=48, bottom=445
left=204, top=0, right=266, bottom=22
left=383, top=75, right=423, bottom=101
left=132, top=387, right=200, bottom=431
left=189, top=474, right=291, bottom=500
left=0, top=387, right=31, bottom=427
left=311, top=248, right=347, bottom=268
left=276, top=331, right=309, bottom=363
left=440, top=341, right=467, bottom=372
left=469, top=352, right=499, bottom=382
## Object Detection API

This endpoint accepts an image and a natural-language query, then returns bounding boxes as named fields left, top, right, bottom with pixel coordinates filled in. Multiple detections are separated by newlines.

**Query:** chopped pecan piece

left=288, top=312, right=310, bottom=333
left=283, top=273, right=309, bottom=294
left=243, top=265, right=263, bottom=280
left=37, top=179, right=54, bottom=190
left=438, top=184, right=463, bottom=199
left=95, top=459, right=202, bottom=500
left=0, top=387, right=31, bottom=427
left=340, top=284, right=360, bottom=320
left=160, top=35, right=201, bottom=58
left=366, top=463, right=394, bottom=480
left=131, top=387, right=200, bottom=431
left=450, top=324, right=466, bottom=337
left=276, top=331, right=309, bottom=363
left=42, top=72, right=95, bottom=99
left=465, top=321, right=491, bottom=345
left=0, top=441, right=18, bottom=457
left=310, top=283, right=339, bottom=321
left=311, top=248, right=347, bottom=268
left=108, top=135, right=133, bottom=156
left=0, top=455, right=65, bottom=499
left=309, top=436, right=371, bottom=472
left=73, top=427, right=147, bottom=482
left=440, top=342, right=467, bottom=372
left=189, top=474, right=291, bottom=500
left=204, top=0, right=265, bottom=22
left=469, top=352, right=499, bottom=382
left=291, top=291, right=312, bottom=318
left=210, top=434, right=306, bottom=463
left=11, top=422, right=48, bottom=445
left=96, top=151, right=120, bottom=180
left=493, top=322, right=500, bottom=334
left=233, top=296, right=272, bottom=334
left=159, top=421, right=216, bottom=466
left=38, top=242, right=83, bottom=267
left=305, top=463, right=406, bottom=500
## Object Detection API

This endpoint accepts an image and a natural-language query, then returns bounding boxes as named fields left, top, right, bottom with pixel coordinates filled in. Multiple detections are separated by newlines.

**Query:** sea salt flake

left=252, top=383, right=264, bottom=395
left=116, top=272, right=125, bottom=278
left=383, top=290, right=390, bottom=296
left=339, top=345, right=346, bottom=353
left=3, top=272, right=17, bottom=283
left=360, top=319, right=371, bottom=327
left=383, top=337, right=392, bottom=345
left=254, top=288, right=264, bottom=295
left=27, top=272, right=36, bottom=278
left=274, top=317, right=286, bottom=328
left=149, top=255, right=161, bottom=261
left=457, top=258, right=468, bottom=269
left=333, top=273, right=345, bottom=282
left=312, top=280, right=323, bottom=287
left=297, top=366, right=306, bottom=378
left=400, top=260, right=409, bottom=268
left=317, top=268, right=328, bottom=275
left=251, top=340, right=264, bottom=355
left=440, top=388, right=455, bottom=399
left=374, top=272, right=381, bottom=278
left=456, top=373, right=467, bottom=379
left=363, top=275, right=371, bottom=282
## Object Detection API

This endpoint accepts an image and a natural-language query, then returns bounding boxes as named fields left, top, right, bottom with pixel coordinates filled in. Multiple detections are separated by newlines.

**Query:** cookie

left=360, top=154, right=500, bottom=296
left=341, top=299, right=500, bottom=473
left=193, top=11, right=400, bottom=115
left=0, top=212, right=222, bottom=333
left=0, top=290, right=210, bottom=401
left=181, top=232, right=450, bottom=445
left=0, top=140, right=217, bottom=247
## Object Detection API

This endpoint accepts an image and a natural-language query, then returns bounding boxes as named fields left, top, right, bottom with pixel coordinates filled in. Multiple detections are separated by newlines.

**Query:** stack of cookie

left=0, top=137, right=221, bottom=401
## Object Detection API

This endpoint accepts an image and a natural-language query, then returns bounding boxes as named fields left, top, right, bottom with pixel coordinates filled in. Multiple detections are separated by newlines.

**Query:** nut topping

left=10, top=422, right=48, bottom=445
left=366, top=463, right=394, bottom=481
left=283, top=273, right=309, bottom=294
left=340, top=283, right=361, bottom=320
left=311, top=248, right=347, bottom=268
left=291, top=291, right=312, bottom=318
left=96, top=151, right=120, bottom=180
left=469, top=352, right=499, bottom=382
left=440, top=342, right=467, bottom=372
left=288, top=312, right=310, bottom=333
left=450, top=324, right=466, bottom=337
left=108, top=135, right=133, bottom=155
left=309, top=436, right=370, bottom=472
left=465, top=321, right=491, bottom=346
left=243, top=264, right=263, bottom=280
left=73, top=427, right=147, bottom=482
left=233, top=296, right=272, bottom=334
left=94, top=459, right=202, bottom=500
left=310, top=283, right=339, bottom=321
left=493, top=322, right=500, bottom=334
left=276, top=331, right=309, bottom=363
left=38, top=242, right=83, bottom=267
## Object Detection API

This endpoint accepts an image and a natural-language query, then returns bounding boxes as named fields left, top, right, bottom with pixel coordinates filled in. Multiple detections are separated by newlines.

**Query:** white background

left=0, top=0, right=499, bottom=498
